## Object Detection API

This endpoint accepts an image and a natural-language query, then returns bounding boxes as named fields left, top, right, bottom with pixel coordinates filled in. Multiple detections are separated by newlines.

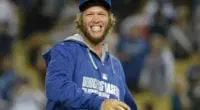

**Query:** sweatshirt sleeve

left=114, top=57, right=137, bottom=110
left=122, top=69, right=137, bottom=110
left=43, top=44, right=106, bottom=110
left=124, top=86, right=138, bottom=110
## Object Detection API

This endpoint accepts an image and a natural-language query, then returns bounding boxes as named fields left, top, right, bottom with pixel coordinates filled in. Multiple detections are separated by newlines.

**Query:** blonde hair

left=74, top=11, right=116, bottom=35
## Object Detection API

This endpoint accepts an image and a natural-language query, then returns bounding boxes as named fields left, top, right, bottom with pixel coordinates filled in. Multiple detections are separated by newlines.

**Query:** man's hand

left=101, top=99, right=130, bottom=110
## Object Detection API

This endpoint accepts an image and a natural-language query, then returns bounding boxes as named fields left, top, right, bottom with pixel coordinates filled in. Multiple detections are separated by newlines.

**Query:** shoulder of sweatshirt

left=109, top=54, right=121, bottom=65
left=42, top=40, right=83, bottom=64
left=53, top=40, right=81, bottom=54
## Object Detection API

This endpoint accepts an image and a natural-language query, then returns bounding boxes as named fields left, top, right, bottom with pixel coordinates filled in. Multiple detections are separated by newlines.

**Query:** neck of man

left=84, top=37, right=103, bottom=58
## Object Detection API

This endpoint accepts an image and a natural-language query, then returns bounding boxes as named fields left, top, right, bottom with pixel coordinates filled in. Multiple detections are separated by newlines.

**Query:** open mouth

left=90, top=25, right=102, bottom=33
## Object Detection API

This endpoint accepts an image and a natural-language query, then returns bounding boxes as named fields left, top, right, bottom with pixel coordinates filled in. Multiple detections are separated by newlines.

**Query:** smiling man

left=43, top=0, right=137, bottom=110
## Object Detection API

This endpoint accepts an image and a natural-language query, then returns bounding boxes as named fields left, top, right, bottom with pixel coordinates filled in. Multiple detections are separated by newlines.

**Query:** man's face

left=80, top=6, right=110, bottom=44
left=150, top=34, right=165, bottom=50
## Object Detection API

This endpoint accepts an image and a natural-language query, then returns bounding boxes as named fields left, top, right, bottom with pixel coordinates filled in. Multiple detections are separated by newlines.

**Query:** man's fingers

left=116, top=101, right=130, bottom=110
left=111, top=100, right=130, bottom=110
left=114, top=105, right=127, bottom=110
left=101, top=99, right=130, bottom=110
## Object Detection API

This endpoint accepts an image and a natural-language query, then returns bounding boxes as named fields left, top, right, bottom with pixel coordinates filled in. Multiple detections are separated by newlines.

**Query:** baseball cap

left=149, top=25, right=167, bottom=38
left=79, top=0, right=112, bottom=12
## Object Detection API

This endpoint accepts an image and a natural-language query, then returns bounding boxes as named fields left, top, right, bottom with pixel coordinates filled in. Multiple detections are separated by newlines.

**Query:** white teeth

left=91, top=26, right=101, bottom=32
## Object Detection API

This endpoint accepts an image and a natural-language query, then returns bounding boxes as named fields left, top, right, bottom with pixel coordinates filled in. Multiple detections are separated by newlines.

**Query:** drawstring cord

left=109, top=54, right=116, bottom=75
left=87, top=48, right=116, bottom=75
left=87, top=49, right=98, bottom=70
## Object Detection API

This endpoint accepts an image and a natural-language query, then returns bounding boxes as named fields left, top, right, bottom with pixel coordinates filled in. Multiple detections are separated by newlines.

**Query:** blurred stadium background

left=0, top=0, right=199, bottom=110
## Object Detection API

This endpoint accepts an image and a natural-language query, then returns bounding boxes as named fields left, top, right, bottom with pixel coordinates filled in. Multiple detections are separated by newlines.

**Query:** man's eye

left=86, top=13, right=93, bottom=16
left=99, top=13, right=106, bottom=16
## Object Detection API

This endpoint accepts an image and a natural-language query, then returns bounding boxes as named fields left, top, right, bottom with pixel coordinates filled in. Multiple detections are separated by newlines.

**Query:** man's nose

left=92, top=15, right=100, bottom=23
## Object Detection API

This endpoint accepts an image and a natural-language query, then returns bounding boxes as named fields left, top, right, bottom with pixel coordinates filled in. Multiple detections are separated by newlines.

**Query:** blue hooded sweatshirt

left=43, top=34, right=137, bottom=110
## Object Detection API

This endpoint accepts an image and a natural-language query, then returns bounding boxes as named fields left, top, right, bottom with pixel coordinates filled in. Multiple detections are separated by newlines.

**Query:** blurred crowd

left=0, top=0, right=200, bottom=110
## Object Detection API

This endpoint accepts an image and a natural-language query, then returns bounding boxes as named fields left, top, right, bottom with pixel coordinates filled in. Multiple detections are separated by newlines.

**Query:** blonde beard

left=79, top=24, right=111, bottom=45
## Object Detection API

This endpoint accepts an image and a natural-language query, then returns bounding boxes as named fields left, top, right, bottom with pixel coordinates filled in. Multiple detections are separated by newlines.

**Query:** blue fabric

left=117, top=36, right=149, bottom=89
left=171, top=93, right=182, bottom=110
left=43, top=39, right=137, bottom=110
left=0, top=70, right=16, bottom=101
